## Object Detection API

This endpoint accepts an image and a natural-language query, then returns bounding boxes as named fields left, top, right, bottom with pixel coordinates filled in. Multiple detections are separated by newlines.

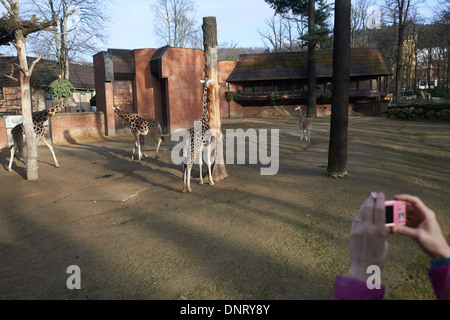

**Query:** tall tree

left=202, top=16, right=228, bottom=182
left=264, top=0, right=332, bottom=117
left=27, top=0, right=110, bottom=80
left=350, top=0, right=371, bottom=48
left=0, top=0, right=56, bottom=181
left=384, top=0, right=415, bottom=101
left=258, top=12, right=307, bottom=52
left=327, top=0, right=350, bottom=178
left=152, top=0, right=200, bottom=48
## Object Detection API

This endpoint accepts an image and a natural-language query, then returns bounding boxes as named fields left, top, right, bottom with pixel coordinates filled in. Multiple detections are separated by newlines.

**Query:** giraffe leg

left=133, top=133, right=142, bottom=160
left=182, top=163, right=193, bottom=193
left=198, top=150, right=204, bottom=185
left=182, top=164, right=187, bottom=193
left=140, top=135, right=148, bottom=158
left=41, top=137, right=59, bottom=167
left=186, top=165, right=192, bottom=193
left=154, top=138, right=162, bottom=160
left=132, top=137, right=138, bottom=160
left=206, top=145, right=215, bottom=186
left=8, top=145, right=15, bottom=171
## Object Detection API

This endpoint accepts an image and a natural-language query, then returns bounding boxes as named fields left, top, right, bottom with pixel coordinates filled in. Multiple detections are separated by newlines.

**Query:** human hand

left=390, top=194, right=450, bottom=262
left=348, top=192, right=389, bottom=282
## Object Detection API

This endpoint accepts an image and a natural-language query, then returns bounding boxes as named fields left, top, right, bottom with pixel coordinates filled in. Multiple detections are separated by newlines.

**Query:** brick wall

left=50, top=112, right=105, bottom=144
left=133, top=49, right=158, bottom=120
left=162, top=48, right=206, bottom=131
left=218, top=61, right=242, bottom=118
left=0, top=117, right=7, bottom=149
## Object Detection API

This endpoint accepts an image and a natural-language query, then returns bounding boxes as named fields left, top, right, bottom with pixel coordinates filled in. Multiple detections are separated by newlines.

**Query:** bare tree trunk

left=60, top=12, right=69, bottom=80
left=395, top=21, right=405, bottom=101
left=202, top=16, right=228, bottom=182
left=307, top=0, right=317, bottom=117
left=10, top=0, right=40, bottom=180
left=327, top=0, right=350, bottom=178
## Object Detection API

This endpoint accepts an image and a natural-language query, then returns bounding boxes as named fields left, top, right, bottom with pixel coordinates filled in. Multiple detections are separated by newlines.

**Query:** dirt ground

left=0, top=115, right=449, bottom=300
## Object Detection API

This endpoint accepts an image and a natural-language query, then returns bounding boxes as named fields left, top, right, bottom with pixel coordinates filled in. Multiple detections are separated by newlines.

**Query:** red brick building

left=93, top=47, right=241, bottom=135
left=93, top=47, right=390, bottom=135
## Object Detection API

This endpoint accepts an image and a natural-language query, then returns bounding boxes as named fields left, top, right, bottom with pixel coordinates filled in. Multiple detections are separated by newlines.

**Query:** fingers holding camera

left=354, top=192, right=385, bottom=226
left=348, top=192, right=388, bottom=281
left=391, top=194, right=450, bottom=263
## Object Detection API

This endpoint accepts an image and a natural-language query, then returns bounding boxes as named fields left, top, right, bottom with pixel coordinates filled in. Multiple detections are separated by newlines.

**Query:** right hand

left=390, top=194, right=450, bottom=262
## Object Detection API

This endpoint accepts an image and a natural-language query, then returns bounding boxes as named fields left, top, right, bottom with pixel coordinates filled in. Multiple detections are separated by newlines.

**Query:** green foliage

left=269, top=93, right=277, bottom=106
left=47, top=79, right=75, bottom=99
left=264, top=0, right=333, bottom=48
left=423, top=87, right=450, bottom=99
left=320, top=91, right=331, bottom=100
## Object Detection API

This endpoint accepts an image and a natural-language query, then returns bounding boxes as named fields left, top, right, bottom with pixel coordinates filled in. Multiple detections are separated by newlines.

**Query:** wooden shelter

left=226, top=48, right=391, bottom=106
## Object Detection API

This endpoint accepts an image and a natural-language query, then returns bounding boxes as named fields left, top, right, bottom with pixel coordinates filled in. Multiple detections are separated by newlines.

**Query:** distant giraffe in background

left=182, top=74, right=215, bottom=193
left=295, top=106, right=312, bottom=142
left=113, top=107, right=165, bottom=160
left=8, top=97, right=78, bottom=171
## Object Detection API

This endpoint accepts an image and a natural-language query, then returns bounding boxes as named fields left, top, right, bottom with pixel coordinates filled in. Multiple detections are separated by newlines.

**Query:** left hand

left=348, top=192, right=389, bottom=282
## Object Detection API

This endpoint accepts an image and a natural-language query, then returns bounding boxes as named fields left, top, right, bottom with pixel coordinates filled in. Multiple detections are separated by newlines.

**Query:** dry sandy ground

left=0, top=115, right=449, bottom=300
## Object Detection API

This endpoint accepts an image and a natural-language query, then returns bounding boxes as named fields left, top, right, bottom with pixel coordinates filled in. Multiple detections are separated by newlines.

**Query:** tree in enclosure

left=0, top=0, right=56, bottom=180
left=383, top=0, right=417, bottom=101
left=26, top=0, right=111, bottom=81
left=152, top=0, right=200, bottom=48
left=265, top=0, right=332, bottom=117
left=327, top=0, right=350, bottom=178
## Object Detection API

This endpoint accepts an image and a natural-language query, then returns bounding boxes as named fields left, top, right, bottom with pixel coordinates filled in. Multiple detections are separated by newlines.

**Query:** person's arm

left=391, top=194, right=450, bottom=300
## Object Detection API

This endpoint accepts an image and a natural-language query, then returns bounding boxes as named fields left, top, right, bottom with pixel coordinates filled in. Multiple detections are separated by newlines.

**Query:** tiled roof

left=0, top=56, right=94, bottom=90
left=227, top=48, right=391, bottom=82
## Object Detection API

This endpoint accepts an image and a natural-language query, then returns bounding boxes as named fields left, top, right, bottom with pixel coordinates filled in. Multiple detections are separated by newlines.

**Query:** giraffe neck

left=33, top=100, right=65, bottom=123
left=200, top=76, right=209, bottom=126
left=115, top=108, right=134, bottom=122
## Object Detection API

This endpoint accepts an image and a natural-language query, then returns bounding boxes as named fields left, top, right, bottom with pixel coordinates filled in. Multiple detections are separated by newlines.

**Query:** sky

left=103, top=0, right=440, bottom=52
left=0, top=0, right=441, bottom=58
left=104, top=0, right=276, bottom=50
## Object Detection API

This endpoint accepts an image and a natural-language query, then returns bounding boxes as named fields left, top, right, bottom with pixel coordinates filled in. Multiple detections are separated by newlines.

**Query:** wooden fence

left=353, top=98, right=389, bottom=116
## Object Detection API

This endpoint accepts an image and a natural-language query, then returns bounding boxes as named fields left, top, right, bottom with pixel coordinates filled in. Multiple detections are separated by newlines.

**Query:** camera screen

left=386, top=205, right=394, bottom=223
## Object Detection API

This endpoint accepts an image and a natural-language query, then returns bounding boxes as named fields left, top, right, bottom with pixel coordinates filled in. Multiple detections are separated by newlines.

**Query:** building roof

left=226, top=48, right=391, bottom=82
left=0, top=56, right=95, bottom=90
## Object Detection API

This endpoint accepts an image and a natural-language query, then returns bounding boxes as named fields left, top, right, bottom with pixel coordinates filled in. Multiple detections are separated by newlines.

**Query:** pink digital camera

left=385, top=200, right=407, bottom=227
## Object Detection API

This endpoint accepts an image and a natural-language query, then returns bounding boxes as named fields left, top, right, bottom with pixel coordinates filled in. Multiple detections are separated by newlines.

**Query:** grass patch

left=389, top=255, right=435, bottom=300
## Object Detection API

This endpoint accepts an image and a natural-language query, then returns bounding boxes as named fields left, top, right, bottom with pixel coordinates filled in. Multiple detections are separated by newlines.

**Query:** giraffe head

left=48, top=97, right=78, bottom=115
left=60, top=97, right=79, bottom=113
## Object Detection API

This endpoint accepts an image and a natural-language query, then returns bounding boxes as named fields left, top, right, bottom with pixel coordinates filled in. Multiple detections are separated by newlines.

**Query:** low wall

left=50, top=112, right=105, bottom=144
left=0, top=117, right=7, bottom=149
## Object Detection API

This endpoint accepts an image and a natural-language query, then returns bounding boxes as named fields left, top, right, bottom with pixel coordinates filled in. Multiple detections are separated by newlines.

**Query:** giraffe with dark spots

left=113, top=107, right=165, bottom=160
left=8, top=97, right=78, bottom=171
left=182, top=74, right=215, bottom=193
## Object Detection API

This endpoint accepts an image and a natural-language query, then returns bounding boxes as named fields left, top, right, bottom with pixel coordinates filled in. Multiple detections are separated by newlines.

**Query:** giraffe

left=113, top=107, right=165, bottom=160
left=8, top=97, right=78, bottom=172
left=182, top=74, right=215, bottom=193
left=295, top=105, right=313, bottom=142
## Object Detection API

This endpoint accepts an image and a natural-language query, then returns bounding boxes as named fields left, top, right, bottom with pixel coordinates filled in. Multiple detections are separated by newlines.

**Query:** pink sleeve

left=429, top=263, right=450, bottom=300
left=334, top=275, right=385, bottom=300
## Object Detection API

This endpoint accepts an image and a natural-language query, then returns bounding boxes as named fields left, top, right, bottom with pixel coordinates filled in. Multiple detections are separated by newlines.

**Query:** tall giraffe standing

left=113, top=107, right=165, bottom=160
left=8, top=97, right=78, bottom=171
left=182, top=74, right=215, bottom=193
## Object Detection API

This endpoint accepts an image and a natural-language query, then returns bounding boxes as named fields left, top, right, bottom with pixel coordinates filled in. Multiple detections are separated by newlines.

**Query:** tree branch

left=4, top=62, right=19, bottom=81
left=28, top=55, right=41, bottom=75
